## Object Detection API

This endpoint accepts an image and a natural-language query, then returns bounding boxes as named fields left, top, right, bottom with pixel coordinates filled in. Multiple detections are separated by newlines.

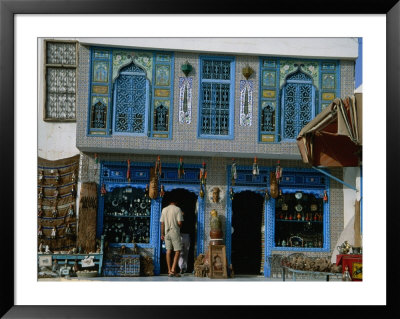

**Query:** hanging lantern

left=160, top=185, right=165, bottom=198
left=178, top=157, right=185, bottom=179
left=242, top=64, right=254, bottom=80
left=127, top=159, right=131, bottom=182
left=231, top=159, right=237, bottom=185
left=181, top=60, right=193, bottom=77
left=100, top=184, right=107, bottom=196
left=323, top=190, right=328, bottom=203
left=275, top=160, right=283, bottom=184
left=252, top=157, right=259, bottom=176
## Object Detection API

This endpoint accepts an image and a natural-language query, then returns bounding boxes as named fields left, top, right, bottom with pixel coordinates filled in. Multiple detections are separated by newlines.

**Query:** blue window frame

left=281, top=70, right=316, bottom=141
left=112, top=63, right=149, bottom=136
left=198, top=56, right=235, bottom=139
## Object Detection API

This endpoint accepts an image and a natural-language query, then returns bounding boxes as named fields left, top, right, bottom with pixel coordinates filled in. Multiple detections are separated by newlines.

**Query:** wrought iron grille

left=91, top=102, right=107, bottom=129
left=154, top=104, right=168, bottom=132
left=114, top=64, right=147, bottom=134
left=200, top=58, right=232, bottom=136
left=45, top=41, right=77, bottom=120
left=282, top=71, right=314, bottom=140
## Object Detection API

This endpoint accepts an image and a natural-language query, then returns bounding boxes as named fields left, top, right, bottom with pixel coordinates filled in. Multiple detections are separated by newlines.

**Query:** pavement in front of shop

left=38, top=273, right=342, bottom=281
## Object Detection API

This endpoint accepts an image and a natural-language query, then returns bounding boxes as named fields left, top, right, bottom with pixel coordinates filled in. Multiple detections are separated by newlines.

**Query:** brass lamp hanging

left=181, top=60, right=192, bottom=77
left=242, top=65, right=253, bottom=80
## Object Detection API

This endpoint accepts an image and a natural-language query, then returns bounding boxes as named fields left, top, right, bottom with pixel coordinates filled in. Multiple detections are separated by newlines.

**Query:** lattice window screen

left=44, top=41, right=77, bottom=121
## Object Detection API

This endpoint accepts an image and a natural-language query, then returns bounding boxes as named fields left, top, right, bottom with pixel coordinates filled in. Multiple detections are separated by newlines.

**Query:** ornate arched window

left=113, top=63, right=149, bottom=135
left=281, top=69, right=316, bottom=140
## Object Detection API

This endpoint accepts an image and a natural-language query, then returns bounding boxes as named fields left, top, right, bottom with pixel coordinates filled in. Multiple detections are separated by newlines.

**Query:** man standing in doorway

left=160, top=200, right=183, bottom=277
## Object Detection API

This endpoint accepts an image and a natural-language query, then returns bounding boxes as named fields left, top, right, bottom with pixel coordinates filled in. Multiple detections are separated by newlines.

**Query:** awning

left=296, top=93, right=362, bottom=167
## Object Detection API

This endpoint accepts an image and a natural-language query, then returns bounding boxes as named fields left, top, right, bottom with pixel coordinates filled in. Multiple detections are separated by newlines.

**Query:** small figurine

left=38, top=187, right=43, bottom=200
left=67, top=204, right=74, bottom=218
left=51, top=226, right=57, bottom=239
left=54, top=188, right=59, bottom=199
left=38, top=225, right=43, bottom=238
left=52, top=206, right=58, bottom=218
left=38, top=170, right=44, bottom=184
left=252, top=157, right=259, bottom=176
left=44, top=245, right=51, bottom=254
left=55, top=170, right=60, bottom=184
left=275, top=160, right=283, bottom=183
left=38, top=240, right=44, bottom=253
left=342, top=265, right=352, bottom=281
left=65, top=223, right=72, bottom=235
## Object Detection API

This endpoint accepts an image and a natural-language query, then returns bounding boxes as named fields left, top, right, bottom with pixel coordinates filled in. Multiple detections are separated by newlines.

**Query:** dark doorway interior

left=160, top=188, right=197, bottom=274
left=231, top=191, right=264, bottom=275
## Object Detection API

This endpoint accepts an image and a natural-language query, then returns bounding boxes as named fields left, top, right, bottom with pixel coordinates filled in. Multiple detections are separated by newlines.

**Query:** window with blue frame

left=113, top=63, right=149, bottom=135
left=199, top=57, right=235, bottom=138
left=281, top=70, right=316, bottom=141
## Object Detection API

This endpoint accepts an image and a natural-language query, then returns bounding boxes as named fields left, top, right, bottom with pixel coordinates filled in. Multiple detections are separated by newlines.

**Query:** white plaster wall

left=37, top=39, right=79, bottom=160
left=343, top=167, right=361, bottom=227
left=54, top=37, right=358, bottom=60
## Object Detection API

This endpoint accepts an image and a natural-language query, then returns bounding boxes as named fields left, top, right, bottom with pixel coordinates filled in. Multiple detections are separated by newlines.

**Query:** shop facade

left=38, top=38, right=358, bottom=278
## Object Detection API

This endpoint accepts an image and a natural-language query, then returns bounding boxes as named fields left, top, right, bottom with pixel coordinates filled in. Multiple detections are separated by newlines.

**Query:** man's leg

left=171, top=250, right=181, bottom=274
left=166, top=249, right=172, bottom=274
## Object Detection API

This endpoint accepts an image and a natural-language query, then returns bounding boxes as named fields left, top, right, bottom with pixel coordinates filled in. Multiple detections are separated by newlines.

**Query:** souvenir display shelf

left=274, top=191, right=324, bottom=248
left=102, top=187, right=151, bottom=244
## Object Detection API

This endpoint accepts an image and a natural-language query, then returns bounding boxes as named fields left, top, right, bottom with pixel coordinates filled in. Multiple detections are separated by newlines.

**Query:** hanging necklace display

left=178, top=157, right=185, bottom=179
left=231, top=159, right=237, bottom=185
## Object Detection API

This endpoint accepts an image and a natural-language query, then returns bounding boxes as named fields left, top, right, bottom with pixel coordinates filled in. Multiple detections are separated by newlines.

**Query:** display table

left=336, top=254, right=362, bottom=281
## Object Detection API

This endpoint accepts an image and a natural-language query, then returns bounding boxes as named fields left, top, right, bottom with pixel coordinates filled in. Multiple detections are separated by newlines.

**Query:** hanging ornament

left=51, top=226, right=57, bottom=239
left=252, top=157, right=259, bottom=176
left=38, top=225, right=43, bottom=238
left=54, top=187, right=59, bottom=199
left=71, top=171, right=76, bottom=183
left=275, top=160, right=283, bottom=184
left=264, top=188, right=270, bottom=201
left=65, top=223, right=73, bottom=236
left=270, top=171, right=279, bottom=199
left=178, top=157, right=185, bottom=179
left=230, top=188, right=235, bottom=201
left=200, top=161, right=207, bottom=186
left=231, top=159, right=237, bottom=185
left=100, top=184, right=107, bottom=196
left=155, top=156, right=162, bottom=178
left=323, top=190, right=328, bottom=203
left=200, top=186, right=204, bottom=199
left=160, top=185, right=165, bottom=198
left=71, top=184, right=76, bottom=198
left=127, top=159, right=131, bottom=182
left=94, top=153, right=99, bottom=164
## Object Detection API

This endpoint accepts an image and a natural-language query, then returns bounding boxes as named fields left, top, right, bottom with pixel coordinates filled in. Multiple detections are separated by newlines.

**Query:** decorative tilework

left=133, top=52, right=153, bottom=82
left=280, top=60, right=319, bottom=89
left=92, top=85, right=108, bottom=94
left=155, top=89, right=170, bottom=97
left=94, top=50, right=109, bottom=59
left=93, top=61, right=109, bottom=83
left=262, top=90, right=276, bottom=98
left=262, top=70, right=276, bottom=87
left=322, top=73, right=335, bottom=89
left=322, top=92, right=335, bottom=100
left=179, top=77, right=192, bottom=124
left=112, top=50, right=133, bottom=82
left=239, top=80, right=253, bottom=127
left=156, top=54, right=171, bottom=62
left=155, top=65, right=170, bottom=86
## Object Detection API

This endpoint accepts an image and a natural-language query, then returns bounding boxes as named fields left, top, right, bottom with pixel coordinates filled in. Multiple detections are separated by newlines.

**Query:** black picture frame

left=1, top=0, right=398, bottom=317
